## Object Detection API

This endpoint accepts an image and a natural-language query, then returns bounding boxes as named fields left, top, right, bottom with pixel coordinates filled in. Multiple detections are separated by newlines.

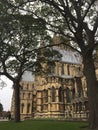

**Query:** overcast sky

left=0, top=76, right=13, bottom=111
left=0, top=71, right=34, bottom=112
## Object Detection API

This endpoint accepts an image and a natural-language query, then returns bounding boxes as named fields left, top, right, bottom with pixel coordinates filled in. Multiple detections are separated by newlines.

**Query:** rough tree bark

left=83, top=50, right=98, bottom=129
left=14, top=81, right=20, bottom=122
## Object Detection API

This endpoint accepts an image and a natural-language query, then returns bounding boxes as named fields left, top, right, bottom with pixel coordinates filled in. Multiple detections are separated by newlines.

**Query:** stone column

left=74, top=78, right=78, bottom=97
left=56, top=88, right=59, bottom=111
left=36, top=91, right=42, bottom=112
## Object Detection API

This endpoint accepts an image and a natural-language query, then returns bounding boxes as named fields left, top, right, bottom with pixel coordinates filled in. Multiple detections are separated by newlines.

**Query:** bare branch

left=93, top=15, right=98, bottom=34
left=82, top=0, right=96, bottom=21
left=0, top=59, right=15, bottom=81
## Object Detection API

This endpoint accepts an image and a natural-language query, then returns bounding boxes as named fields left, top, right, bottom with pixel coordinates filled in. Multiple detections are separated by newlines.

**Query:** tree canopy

left=9, top=0, right=98, bottom=129
left=0, top=1, right=47, bottom=122
left=0, top=0, right=61, bottom=122
left=1, top=0, right=98, bottom=128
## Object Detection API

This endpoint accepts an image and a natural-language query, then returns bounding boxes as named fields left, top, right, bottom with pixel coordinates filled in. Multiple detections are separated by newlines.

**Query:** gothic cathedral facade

left=11, top=36, right=89, bottom=120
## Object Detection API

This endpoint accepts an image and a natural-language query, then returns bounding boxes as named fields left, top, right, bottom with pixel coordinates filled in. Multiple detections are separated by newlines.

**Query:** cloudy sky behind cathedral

left=0, top=76, right=13, bottom=111
left=0, top=71, right=34, bottom=111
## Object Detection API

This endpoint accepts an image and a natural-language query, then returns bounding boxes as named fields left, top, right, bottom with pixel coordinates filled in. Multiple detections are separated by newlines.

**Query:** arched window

left=21, top=103, right=24, bottom=113
left=67, top=65, right=70, bottom=75
left=76, top=77, right=83, bottom=97
left=62, top=64, right=64, bottom=75
left=66, top=87, right=70, bottom=103
left=59, top=87, right=64, bottom=102
left=45, top=90, right=48, bottom=102
left=52, top=87, right=56, bottom=102
left=48, top=63, right=55, bottom=74
left=51, top=64, right=55, bottom=74
left=27, top=103, right=30, bottom=113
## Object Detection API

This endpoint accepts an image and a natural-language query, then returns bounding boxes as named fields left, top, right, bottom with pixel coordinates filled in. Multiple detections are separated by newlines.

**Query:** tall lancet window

left=62, top=63, right=64, bottom=75
left=52, top=86, right=56, bottom=102
left=27, top=103, right=30, bottom=113
left=66, top=87, right=71, bottom=103
left=51, top=64, right=55, bottom=74
left=48, top=62, right=55, bottom=74
left=59, top=87, right=64, bottom=102
left=67, top=64, right=70, bottom=75
left=46, top=90, right=48, bottom=102
left=21, top=103, right=24, bottom=113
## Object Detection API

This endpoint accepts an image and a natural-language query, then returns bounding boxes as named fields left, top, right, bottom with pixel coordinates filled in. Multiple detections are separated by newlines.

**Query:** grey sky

left=0, top=76, right=13, bottom=111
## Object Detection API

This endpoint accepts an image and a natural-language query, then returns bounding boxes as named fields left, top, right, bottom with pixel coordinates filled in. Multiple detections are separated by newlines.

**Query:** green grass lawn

left=0, top=120, right=87, bottom=130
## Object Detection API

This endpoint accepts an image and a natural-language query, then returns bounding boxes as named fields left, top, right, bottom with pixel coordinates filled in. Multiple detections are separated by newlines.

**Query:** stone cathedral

left=11, top=36, right=89, bottom=120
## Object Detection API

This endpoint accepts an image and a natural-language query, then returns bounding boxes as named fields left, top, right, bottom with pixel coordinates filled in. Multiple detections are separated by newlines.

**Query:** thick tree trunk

left=83, top=52, right=98, bottom=129
left=14, top=81, right=20, bottom=122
